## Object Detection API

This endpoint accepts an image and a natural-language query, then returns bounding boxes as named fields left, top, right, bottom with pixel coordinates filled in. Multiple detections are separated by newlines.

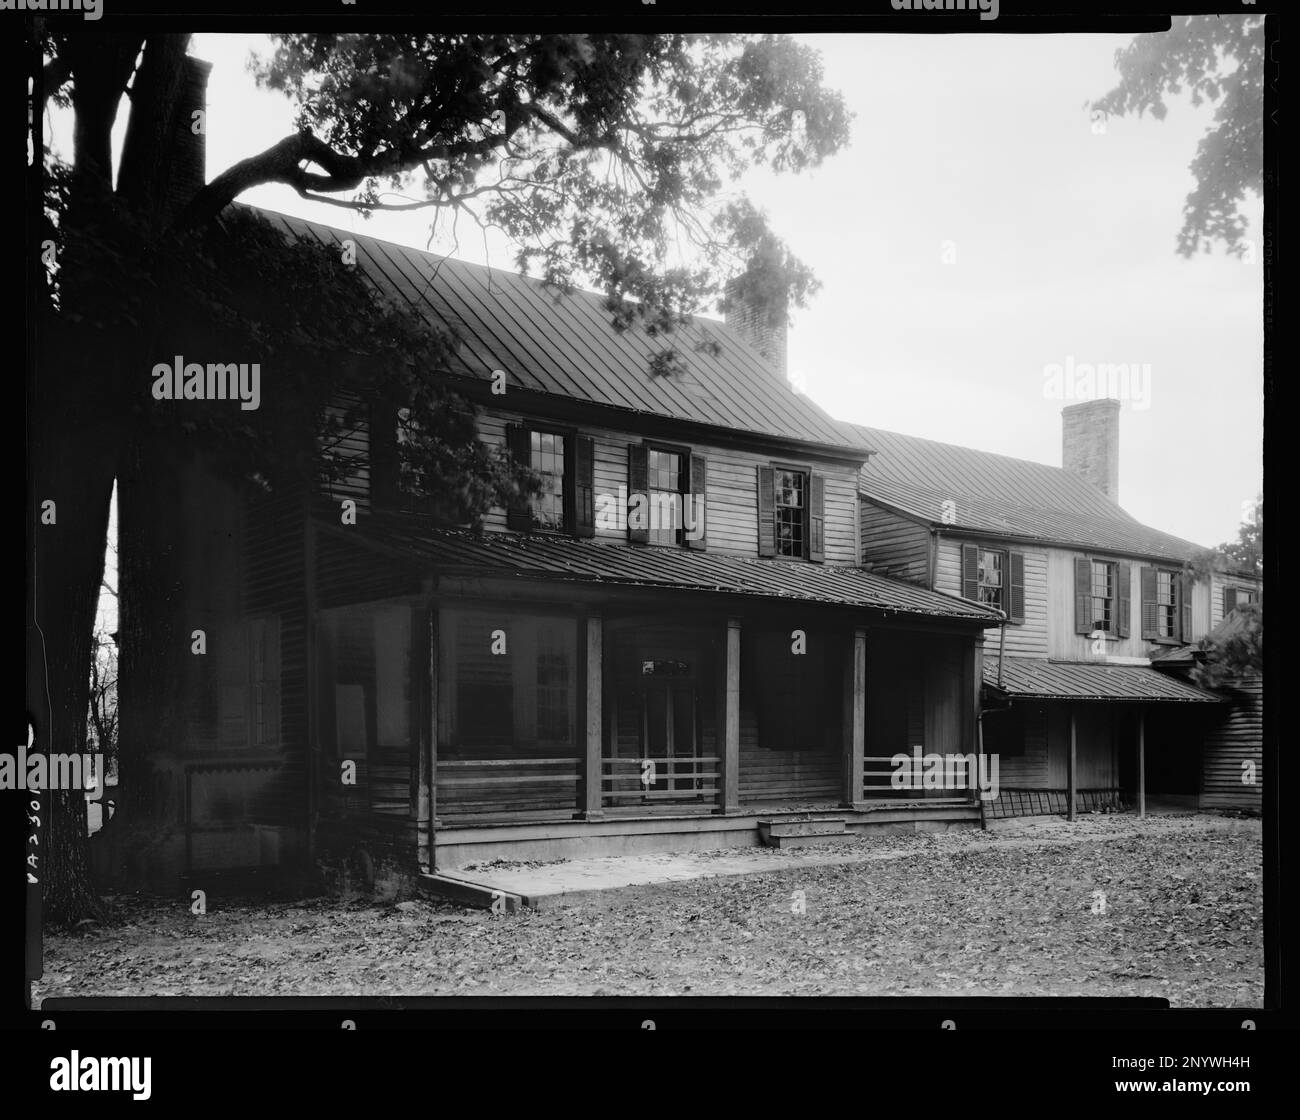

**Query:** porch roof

left=320, top=515, right=1004, bottom=623
left=983, top=657, right=1223, bottom=703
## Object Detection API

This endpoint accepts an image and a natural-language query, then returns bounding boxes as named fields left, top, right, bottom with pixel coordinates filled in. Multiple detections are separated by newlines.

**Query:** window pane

left=530, top=431, right=566, bottom=530
left=775, top=470, right=806, bottom=557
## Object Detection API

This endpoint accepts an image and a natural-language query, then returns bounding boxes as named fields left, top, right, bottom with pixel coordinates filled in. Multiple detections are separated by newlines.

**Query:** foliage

left=1093, top=15, right=1264, bottom=257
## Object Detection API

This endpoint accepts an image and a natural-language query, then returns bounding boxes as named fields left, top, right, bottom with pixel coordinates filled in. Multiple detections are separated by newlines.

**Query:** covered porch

left=979, top=657, right=1225, bottom=821
left=309, top=515, right=1002, bottom=871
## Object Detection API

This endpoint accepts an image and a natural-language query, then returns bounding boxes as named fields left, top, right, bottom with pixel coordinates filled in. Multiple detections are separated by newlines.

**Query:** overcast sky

left=60, top=28, right=1263, bottom=550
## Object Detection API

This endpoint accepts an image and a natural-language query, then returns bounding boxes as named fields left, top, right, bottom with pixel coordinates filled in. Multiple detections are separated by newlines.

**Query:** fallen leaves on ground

left=32, top=814, right=1262, bottom=1006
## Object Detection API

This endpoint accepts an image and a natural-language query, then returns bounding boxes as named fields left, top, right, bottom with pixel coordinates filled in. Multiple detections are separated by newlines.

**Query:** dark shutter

left=757, top=466, right=776, bottom=557
left=962, top=544, right=979, bottom=602
left=1074, top=557, right=1093, bottom=634
left=808, top=472, right=826, bottom=563
left=574, top=435, right=595, bottom=538
left=369, top=400, right=398, bottom=510
left=1139, top=566, right=1158, bottom=639
left=627, top=444, right=649, bottom=544
left=1179, top=573, right=1192, bottom=642
left=505, top=424, right=532, bottom=532
left=686, top=454, right=708, bottom=551
left=1223, top=586, right=1238, bottom=617
left=1116, top=561, right=1131, bottom=637
left=1008, top=551, right=1026, bottom=623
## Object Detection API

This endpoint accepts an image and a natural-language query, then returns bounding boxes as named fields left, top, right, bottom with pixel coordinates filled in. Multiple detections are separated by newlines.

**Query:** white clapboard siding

left=1200, top=676, right=1262, bottom=811
left=934, top=536, right=1049, bottom=658
left=860, top=502, right=930, bottom=585
left=478, top=408, right=861, bottom=563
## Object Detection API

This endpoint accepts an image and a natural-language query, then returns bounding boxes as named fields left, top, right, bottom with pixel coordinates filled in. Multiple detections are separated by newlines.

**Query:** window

left=1075, top=557, right=1130, bottom=638
left=1091, top=560, right=1115, bottom=632
left=758, top=465, right=824, bottom=561
left=647, top=447, right=685, bottom=546
left=506, top=425, right=594, bottom=537
left=961, top=545, right=1025, bottom=623
left=1155, top=570, right=1177, bottom=638
left=775, top=470, right=807, bottom=559
left=1140, top=566, right=1185, bottom=643
left=977, top=549, right=1004, bottom=609
left=1224, top=586, right=1258, bottom=615
left=628, top=444, right=707, bottom=549
left=440, top=609, right=578, bottom=758
left=529, top=429, right=566, bottom=531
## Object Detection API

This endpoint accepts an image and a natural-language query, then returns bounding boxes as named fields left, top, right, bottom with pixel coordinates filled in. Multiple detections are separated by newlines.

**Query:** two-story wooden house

left=849, top=403, right=1262, bottom=819
left=105, top=194, right=1016, bottom=891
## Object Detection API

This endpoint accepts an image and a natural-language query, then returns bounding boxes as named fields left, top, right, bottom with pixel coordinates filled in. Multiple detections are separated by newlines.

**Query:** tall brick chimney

left=723, top=278, right=788, bottom=382
left=1062, top=398, right=1121, bottom=503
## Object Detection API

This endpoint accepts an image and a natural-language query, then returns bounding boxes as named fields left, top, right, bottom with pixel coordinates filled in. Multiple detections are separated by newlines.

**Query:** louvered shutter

left=808, top=473, right=826, bottom=563
left=573, top=435, right=595, bottom=537
left=1008, top=551, right=1026, bottom=623
left=1116, top=562, right=1131, bottom=637
left=1179, top=573, right=1192, bottom=642
left=627, top=444, right=649, bottom=544
left=1140, top=567, right=1158, bottom=639
left=1074, top=557, right=1093, bottom=634
left=505, top=424, right=532, bottom=531
left=962, top=544, right=980, bottom=602
left=757, top=466, right=776, bottom=557
left=686, top=454, right=708, bottom=551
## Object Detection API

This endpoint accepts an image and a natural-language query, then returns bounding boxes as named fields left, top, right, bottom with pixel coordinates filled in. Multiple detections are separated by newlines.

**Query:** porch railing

left=436, top=758, right=581, bottom=816
left=601, top=756, right=720, bottom=808
left=861, top=754, right=981, bottom=800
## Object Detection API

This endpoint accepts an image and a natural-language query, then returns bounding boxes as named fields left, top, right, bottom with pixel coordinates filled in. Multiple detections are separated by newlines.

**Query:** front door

left=638, top=654, right=700, bottom=796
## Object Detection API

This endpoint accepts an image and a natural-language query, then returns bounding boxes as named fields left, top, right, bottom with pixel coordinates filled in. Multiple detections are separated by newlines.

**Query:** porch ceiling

left=316, top=513, right=1003, bottom=624
left=983, top=657, right=1224, bottom=703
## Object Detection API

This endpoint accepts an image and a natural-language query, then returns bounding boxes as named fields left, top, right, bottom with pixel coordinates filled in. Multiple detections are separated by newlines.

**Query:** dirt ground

left=33, top=812, right=1263, bottom=1007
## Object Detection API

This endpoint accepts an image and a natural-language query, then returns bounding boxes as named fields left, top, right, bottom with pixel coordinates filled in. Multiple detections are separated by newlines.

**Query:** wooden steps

left=757, top=818, right=854, bottom=848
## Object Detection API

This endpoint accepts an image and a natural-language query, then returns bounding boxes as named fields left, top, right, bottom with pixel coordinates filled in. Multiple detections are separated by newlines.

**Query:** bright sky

left=56, top=29, right=1264, bottom=550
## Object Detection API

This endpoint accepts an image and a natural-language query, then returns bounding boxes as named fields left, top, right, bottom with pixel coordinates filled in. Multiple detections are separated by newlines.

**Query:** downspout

left=997, top=613, right=1007, bottom=690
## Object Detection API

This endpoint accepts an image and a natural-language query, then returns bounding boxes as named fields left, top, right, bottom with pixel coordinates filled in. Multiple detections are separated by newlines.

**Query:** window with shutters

left=1139, top=565, right=1184, bottom=643
left=529, top=429, right=567, bottom=531
left=506, top=425, right=594, bottom=537
left=961, top=544, right=1025, bottom=622
left=628, top=443, right=707, bottom=550
left=758, top=464, right=824, bottom=562
left=1224, top=586, right=1258, bottom=615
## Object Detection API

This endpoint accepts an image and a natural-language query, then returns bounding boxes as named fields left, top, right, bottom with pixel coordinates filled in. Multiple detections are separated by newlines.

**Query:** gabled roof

left=240, top=204, right=855, bottom=451
left=318, top=513, right=1005, bottom=623
left=843, top=423, right=1206, bottom=562
left=984, top=657, right=1222, bottom=703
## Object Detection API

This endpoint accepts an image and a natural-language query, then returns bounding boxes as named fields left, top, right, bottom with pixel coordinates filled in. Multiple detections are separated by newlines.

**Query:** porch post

left=1137, top=708, right=1146, bottom=819
left=580, top=612, right=604, bottom=820
left=1067, top=706, right=1077, bottom=822
left=718, top=617, right=741, bottom=813
left=416, top=599, right=434, bottom=872
left=841, top=627, right=868, bottom=810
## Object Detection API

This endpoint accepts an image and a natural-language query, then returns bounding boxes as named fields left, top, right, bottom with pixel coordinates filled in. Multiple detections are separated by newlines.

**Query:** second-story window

left=1155, top=570, right=1177, bottom=638
left=1140, top=565, right=1188, bottom=643
left=961, top=544, right=1025, bottom=622
left=506, top=424, right=595, bottom=538
left=757, top=464, right=825, bottom=562
left=977, top=549, right=1004, bottom=609
left=1074, top=557, right=1131, bottom=638
left=775, top=470, right=807, bottom=558
left=1090, top=560, right=1115, bottom=632
left=530, top=429, right=566, bottom=531
left=647, top=448, right=685, bottom=546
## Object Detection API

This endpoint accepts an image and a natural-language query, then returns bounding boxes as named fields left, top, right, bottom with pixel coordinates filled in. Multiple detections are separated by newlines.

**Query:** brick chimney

left=723, top=278, right=788, bottom=382
left=1062, top=399, right=1121, bottom=503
